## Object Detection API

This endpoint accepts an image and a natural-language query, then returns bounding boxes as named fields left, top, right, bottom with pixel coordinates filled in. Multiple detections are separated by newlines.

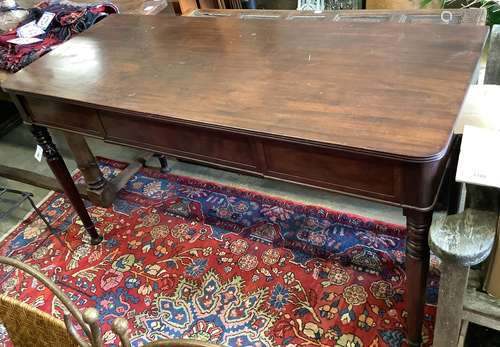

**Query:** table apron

left=21, top=95, right=449, bottom=211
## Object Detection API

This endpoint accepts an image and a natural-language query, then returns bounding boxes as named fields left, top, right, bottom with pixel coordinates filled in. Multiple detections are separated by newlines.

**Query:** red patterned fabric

left=0, top=159, right=438, bottom=346
left=0, top=2, right=117, bottom=72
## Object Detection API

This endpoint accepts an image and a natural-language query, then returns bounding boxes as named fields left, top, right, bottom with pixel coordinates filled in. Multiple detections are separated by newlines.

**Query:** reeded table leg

left=404, top=209, right=433, bottom=347
left=31, top=125, right=103, bottom=245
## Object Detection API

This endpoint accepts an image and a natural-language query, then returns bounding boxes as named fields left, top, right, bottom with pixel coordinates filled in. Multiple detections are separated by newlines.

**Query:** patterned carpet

left=0, top=159, right=439, bottom=346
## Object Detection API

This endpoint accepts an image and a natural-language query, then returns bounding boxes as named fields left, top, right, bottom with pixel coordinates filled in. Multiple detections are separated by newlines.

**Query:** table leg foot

left=31, top=125, right=102, bottom=245
left=404, top=208, right=432, bottom=347
left=154, top=154, right=169, bottom=173
left=88, top=228, right=104, bottom=245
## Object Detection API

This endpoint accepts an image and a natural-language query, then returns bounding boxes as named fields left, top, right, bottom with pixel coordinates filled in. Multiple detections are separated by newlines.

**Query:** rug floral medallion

left=0, top=159, right=439, bottom=347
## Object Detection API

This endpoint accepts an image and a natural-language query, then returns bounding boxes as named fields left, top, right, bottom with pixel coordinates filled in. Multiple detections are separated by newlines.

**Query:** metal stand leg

left=26, top=195, right=65, bottom=246
left=0, top=189, right=66, bottom=284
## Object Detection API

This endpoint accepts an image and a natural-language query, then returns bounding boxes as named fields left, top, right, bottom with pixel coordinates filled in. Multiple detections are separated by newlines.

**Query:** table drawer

left=262, top=141, right=399, bottom=200
left=100, top=111, right=258, bottom=171
left=25, top=97, right=104, bottom=136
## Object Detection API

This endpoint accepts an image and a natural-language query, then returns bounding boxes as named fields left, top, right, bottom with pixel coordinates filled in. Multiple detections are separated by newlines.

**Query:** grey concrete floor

left=0, top=124, right=404, bottom=239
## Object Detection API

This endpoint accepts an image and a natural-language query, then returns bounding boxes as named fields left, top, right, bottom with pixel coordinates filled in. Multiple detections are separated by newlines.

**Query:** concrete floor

left=0, top=124, right=404, bottom=239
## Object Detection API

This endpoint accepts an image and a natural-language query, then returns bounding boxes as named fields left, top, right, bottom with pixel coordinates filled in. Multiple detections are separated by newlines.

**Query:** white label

left=7, top=37, right=43, bottom=45
left=34, top=145, right=43, bottom=162
left=37, top=12, right=55, bottom=30
left=1, top=0, right=16, bottom=9
left=456, top=125, right=500, bottom=189
left=17, top=20, right=45, bottom=38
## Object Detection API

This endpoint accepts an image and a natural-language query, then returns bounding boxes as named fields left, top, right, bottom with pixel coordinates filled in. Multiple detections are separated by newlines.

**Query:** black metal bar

left=0, top=193, right=31, bottom=220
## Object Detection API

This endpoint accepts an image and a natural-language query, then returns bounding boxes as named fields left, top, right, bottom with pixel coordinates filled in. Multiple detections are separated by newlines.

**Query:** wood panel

left=25, top=97, right=104, bottom=136
left=400, top=138, right=453, bottom=209
left=21, top=96, right=433, bottom=207
left=178, top=0, right=198, bottom=14
left=189, top=8, right=487, bottom=25
left=262, top=140, right=398, bottom=199
left=199, top=0, right=220, bottom=8
left=100, top=111, right=258, bottom=171
left=366, top=0, right=441, bottom=10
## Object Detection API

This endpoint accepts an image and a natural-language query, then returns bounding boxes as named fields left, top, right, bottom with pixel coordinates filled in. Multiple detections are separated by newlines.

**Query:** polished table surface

left=3, top=15, right=487, bottom=159
left=2, top=15, right=488, bottom=346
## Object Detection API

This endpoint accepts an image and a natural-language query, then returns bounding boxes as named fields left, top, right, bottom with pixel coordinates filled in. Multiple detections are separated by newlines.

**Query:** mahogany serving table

left=2, top=15, right=487, bottom=345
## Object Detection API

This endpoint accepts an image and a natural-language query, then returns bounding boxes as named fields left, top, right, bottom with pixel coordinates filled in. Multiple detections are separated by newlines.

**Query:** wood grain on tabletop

left=2, top=15, right=488, bottom=160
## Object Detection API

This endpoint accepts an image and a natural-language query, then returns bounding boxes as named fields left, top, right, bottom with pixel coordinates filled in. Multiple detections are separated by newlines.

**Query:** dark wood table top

left=2, top=15, right=487, bottom=160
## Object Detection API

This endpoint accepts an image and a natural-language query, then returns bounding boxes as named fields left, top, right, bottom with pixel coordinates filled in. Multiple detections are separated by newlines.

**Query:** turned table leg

left=31, top=126, right=103, bottom=245
left=404, top=208, right=433, bottom=347
left=64, top=133, right=106, bottom=191
left=64, top=132, right=114, bottom=207
left=64, top=133, right=166, bottom=208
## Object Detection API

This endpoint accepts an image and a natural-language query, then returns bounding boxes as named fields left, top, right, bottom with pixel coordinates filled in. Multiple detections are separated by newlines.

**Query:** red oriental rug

left=0, top=158, right=439, bottom=347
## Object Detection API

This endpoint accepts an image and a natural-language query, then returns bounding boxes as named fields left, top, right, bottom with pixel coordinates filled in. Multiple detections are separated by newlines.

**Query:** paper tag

left=456, top=125, right=500, bottom=188
left=37, top=12, right=55, bottom=30
left=17, top=20, right=45, bottom=38
left=1, top=0, right=16, bottom=9
left=34, top=145, right=43, bottom=162
left=7, top=37, right=43, bottom=45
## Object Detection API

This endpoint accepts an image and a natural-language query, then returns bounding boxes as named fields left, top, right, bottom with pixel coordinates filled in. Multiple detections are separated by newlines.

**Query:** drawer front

left=262, top=141, right=399, bottom=200
left=25, top=97, right=104, bottom=136
left=100, top=111, right=258, bottom=171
